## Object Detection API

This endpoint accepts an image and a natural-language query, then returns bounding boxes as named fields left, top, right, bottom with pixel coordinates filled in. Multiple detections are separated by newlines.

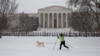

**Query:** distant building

left=38, top=5, right=72, bottom=28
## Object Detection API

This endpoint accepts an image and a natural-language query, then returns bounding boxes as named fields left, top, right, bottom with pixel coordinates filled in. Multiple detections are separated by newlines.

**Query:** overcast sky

left=16, top=0, right=67, bottom=13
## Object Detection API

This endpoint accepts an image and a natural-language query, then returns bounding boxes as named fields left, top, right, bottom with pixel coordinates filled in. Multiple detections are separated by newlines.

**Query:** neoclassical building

left=38, top=5, right=72, bottom=28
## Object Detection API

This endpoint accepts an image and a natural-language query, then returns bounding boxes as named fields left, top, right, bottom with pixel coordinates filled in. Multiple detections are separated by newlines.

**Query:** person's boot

left=65, top=46, right=69, bottom=50
left=67, top=47, right=69, bottom=50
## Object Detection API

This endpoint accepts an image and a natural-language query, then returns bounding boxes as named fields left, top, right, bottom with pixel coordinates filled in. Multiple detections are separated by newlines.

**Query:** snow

left=0, top=36, right=100, bottom=56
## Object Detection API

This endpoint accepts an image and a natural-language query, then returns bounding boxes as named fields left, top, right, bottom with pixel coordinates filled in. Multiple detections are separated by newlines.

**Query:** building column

left=48, top=13, right=50, bottom=28
left=39, top=13, right=41, bottom=28
left=66, top=13, right=68, bottom=27
left=43, top=13, right=45, bottom=28
left=52, top=13, right=54, bottom=28
left=57, top=13, right=59, bottom=28
left=61, top=13, right=64, bottom=28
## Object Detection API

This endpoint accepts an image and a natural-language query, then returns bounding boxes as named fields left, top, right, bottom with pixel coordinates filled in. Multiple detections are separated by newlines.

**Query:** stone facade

left=38, top=5, right=72, bottom=28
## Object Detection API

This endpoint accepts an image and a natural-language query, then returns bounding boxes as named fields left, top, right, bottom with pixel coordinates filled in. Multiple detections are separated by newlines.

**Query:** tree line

left=0, top=0, right=38, bottom=38
left=67, top=0, right=100, bottom=32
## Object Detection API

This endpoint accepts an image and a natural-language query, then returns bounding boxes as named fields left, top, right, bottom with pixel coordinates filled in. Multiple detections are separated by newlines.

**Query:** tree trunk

left=0, top=30, right=2, bottom=38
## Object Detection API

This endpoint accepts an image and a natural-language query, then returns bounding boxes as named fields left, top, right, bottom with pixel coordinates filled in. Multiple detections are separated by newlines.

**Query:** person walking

left=57, top=34, right=69, bottom=50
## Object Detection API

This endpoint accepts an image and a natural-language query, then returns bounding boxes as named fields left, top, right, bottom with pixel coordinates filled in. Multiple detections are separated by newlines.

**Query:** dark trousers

left=59, top=41, right=69, bottom=49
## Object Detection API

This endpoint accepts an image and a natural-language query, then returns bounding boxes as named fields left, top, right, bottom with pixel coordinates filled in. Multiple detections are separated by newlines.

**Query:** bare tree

left=0, top=0, right=18, bottom=38
left=19, top=13, right=32, bottom=33
left=69, top=11, right=95, bottom=32
left=19, top=13, right=39, bottom=33
left=67, top=0, right=100, bottom=32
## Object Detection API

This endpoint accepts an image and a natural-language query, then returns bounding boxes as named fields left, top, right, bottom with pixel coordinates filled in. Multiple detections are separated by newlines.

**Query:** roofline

left=38, top=5, right=72, bottom=11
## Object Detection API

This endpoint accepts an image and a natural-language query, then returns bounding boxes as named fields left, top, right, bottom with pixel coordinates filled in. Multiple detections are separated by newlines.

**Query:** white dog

left=36, top=41, right=45, bottom=47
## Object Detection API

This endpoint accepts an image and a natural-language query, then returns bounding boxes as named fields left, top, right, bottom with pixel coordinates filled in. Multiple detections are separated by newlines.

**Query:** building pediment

left=38, top=5, right=71, bottom=12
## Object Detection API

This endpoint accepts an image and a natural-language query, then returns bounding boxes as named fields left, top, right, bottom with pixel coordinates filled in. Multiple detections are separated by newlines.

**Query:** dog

left=36, top=41, right=45, bottom=47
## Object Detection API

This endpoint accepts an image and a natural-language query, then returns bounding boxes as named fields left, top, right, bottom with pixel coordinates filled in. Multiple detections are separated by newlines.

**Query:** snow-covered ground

left=0, top=36, right=100, bottom=56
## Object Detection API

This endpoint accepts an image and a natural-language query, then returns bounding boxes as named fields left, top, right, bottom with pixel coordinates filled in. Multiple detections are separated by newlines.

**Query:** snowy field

left=0, top=36, right=100, bottom=56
